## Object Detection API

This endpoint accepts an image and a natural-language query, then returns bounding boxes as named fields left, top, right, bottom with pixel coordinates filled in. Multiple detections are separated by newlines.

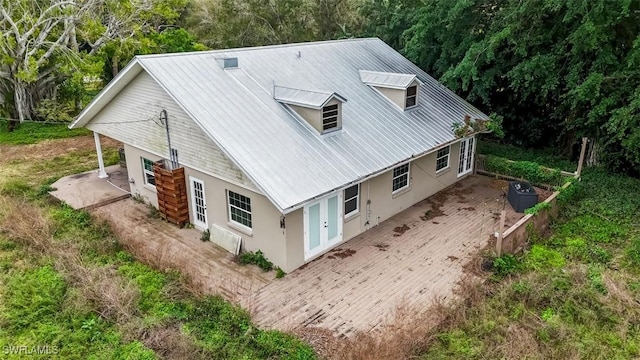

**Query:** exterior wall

left=374, top=86, right=405, bottom=109
left=87, top=70, right=258, bottom=192
left=284, top=138, right=470, bottom=271
left=374, top=79, right=419, bottom=110
left=125, top=143, right=161, bottom=208
left=124, top=144, right=288, bottom=270
left=289, top=98, right=342, bottom=133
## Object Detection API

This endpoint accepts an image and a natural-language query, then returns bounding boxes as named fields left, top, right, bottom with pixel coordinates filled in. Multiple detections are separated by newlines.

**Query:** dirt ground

left=0, top=135, right=120, bottom=165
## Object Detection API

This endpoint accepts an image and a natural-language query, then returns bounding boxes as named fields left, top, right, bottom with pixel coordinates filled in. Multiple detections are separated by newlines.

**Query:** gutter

left=280, top=131, right=487, bottom=214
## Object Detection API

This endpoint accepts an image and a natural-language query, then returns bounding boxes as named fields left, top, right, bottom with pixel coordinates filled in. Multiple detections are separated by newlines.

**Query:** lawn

left=0, top=120, right=89, bottom=145
left=0, top=130, right=315, bottom=359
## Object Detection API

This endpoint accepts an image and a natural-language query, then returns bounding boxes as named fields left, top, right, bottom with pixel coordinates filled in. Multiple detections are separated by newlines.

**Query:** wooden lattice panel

left=153, top=162, right=189, bottom=227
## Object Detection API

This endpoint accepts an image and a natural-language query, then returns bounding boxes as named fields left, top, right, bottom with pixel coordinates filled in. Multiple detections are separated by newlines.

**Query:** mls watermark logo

left=3, top=345, right=59, bottom=355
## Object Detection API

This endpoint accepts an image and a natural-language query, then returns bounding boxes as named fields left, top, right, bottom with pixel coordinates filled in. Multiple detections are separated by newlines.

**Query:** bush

left=484, top=155, right=565, bottom=186
left=238, top=250, right=274, bottom=272
left=492, top=254, right=520, bottom=277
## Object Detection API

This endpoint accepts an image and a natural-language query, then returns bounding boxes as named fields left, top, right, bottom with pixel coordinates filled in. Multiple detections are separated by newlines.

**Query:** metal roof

left=359, top=70, right=419, bottom=89
left=73, top=38, right=489, bottom=213
left=273, top=85, right=347, bottom=109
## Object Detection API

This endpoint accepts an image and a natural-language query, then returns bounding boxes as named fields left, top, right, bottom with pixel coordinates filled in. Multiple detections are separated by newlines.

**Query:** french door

left=303, top=193, right=343, bottom=260
left=189, top=176, right=208, bottom=229
left=458, top=137, right=475, bottom=177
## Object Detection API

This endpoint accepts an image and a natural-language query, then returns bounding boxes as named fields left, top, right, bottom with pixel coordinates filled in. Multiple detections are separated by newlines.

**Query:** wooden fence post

left=576, top=137, right=588, bottom=178
left=496, top=210, right=506, bottom=256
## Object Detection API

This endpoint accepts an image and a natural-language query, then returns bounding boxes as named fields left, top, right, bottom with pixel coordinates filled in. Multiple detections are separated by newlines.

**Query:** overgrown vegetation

left=483, top=154, right=568, bottom=187
left=238, top=250, right=274, bottom=272
left=0, top=135, right=314, bottom=359
left=415, top=163, right=640, bottom=358
left=478, top=140, right=577, bottom=172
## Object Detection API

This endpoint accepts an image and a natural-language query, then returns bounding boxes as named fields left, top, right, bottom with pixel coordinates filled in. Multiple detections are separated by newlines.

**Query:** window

left=405, top=85, right=418, bottom=108
left=142, top=158, right=156, bottom=186
left=344, top=184, right=359, bottom=217
left=436, top=146, right=450, bottom=172
left=392, top=163, right=410, bottom=192
left=228, top=191, right=252, bottom=229
left=322, top=104, right=339, bottom=131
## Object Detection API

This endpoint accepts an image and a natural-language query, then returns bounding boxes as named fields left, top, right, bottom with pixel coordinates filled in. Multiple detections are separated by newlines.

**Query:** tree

left=185, top=0, right=315, bottom=49
left=0, top=0, right=189, bottom=127
left=381, top=0, right=640, bottom=173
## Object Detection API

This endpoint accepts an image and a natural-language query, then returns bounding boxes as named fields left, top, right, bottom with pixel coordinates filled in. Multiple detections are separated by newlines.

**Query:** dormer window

left=273, top=85, right=347, bottom=134
left=405, top=85, right=418, bottom=108
left=322, top=104, right=339, bottom=131
left=360, top=70, right=422, bottom=111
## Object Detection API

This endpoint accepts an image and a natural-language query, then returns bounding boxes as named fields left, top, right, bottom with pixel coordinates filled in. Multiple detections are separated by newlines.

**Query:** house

left=70, top=38, right=489, bottom=272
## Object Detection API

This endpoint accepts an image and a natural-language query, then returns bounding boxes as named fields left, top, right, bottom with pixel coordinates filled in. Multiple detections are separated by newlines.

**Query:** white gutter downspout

left=94, top=132, right=108, bottom=179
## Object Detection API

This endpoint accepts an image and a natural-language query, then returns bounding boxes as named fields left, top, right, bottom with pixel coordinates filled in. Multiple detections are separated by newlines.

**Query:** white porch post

left=94, top=132, right=108, bottom=179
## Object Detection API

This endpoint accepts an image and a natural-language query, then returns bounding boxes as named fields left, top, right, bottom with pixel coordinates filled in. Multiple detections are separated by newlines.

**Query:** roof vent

left=216, top=57, right=238, bottom=69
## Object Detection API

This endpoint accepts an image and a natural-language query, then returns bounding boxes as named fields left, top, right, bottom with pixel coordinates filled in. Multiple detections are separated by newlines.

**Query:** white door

left=190, top=177, right=208, bottom=229
left=303, top=193, right=343, bottom=260
left=458, top=137, right=475, bottom=177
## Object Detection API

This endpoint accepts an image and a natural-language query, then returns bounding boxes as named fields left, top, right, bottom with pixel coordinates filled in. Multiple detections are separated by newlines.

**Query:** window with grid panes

left=228, top=191, right=252, bottom=228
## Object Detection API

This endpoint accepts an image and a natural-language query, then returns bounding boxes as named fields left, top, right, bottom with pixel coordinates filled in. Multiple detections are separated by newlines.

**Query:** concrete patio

left=50, top=164, right=130, bottom=210
left=242, top=175, right=531, bottom=337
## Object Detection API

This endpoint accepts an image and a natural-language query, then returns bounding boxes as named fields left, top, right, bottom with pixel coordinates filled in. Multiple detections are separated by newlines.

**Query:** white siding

left=87, top=71, right=258, bottom=191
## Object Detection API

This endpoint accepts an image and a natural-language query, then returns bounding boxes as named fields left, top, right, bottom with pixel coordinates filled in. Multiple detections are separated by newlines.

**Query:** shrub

left=200, top=228, right=210, bottom=242
left=525, top=201, right=551, bottom=215
left=238, top=250, right=274, bottom=272
left=484, top=155, right=565, bottom=186
left=492, top=254, right=520, bottom=277
left=252, top=330, right=316, bottom=359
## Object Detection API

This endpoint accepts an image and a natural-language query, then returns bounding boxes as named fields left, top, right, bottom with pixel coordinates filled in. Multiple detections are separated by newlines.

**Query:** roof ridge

left=274, top=85, right=334, bottom=96
left=136, top=37, right=383, bottom=60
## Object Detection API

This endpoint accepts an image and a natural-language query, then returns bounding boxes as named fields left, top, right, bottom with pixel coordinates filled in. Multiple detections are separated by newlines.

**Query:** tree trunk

left=13, top=81, right=28, bottom=123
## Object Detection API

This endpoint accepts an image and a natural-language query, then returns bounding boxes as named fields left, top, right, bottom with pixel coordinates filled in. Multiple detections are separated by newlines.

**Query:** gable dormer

left=273, top=85, right=347, bottom=134
left=359, top=70, right=422, bottom=111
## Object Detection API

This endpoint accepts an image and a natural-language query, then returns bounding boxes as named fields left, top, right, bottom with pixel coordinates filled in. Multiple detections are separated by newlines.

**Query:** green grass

left=420, top=165, right=640, bottom=359
left=0, top=132, right=316, bottom=359
left=0, top=120, right=89, bottom=145
left=478, top=139, right=577, bottom=172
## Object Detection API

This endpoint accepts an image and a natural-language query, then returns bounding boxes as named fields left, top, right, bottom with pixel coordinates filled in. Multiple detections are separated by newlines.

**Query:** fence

left=475, top=154, right=575, bottom=190
left=495, top=181, right=572, bottom=255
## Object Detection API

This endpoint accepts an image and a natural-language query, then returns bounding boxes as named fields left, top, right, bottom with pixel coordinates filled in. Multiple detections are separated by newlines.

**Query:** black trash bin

left=507, top=181, right=538, bottom=213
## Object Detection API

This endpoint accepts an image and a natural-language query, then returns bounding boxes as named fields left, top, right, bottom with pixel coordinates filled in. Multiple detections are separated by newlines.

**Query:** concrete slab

left=50, top=165, right=130, bottom=210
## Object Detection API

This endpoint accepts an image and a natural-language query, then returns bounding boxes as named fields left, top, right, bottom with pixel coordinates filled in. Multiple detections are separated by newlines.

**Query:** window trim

left=344, top=184, right=360, bottom=218
left=405, top=85, right=418, bottom=109
left=142, top=158, right=156, bottom=187
left=392, top=163, right=410, bottom=193
left=435, top=146, right=451, bottom=173
left=322, top=103, right=340, bottom=132
left=227, top=190, right=253, bottom=231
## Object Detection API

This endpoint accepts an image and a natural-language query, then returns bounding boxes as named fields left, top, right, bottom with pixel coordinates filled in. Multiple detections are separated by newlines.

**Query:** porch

left=243, top=175, right=545, bottom=337
left=49, top=164, right=130, bottom=210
